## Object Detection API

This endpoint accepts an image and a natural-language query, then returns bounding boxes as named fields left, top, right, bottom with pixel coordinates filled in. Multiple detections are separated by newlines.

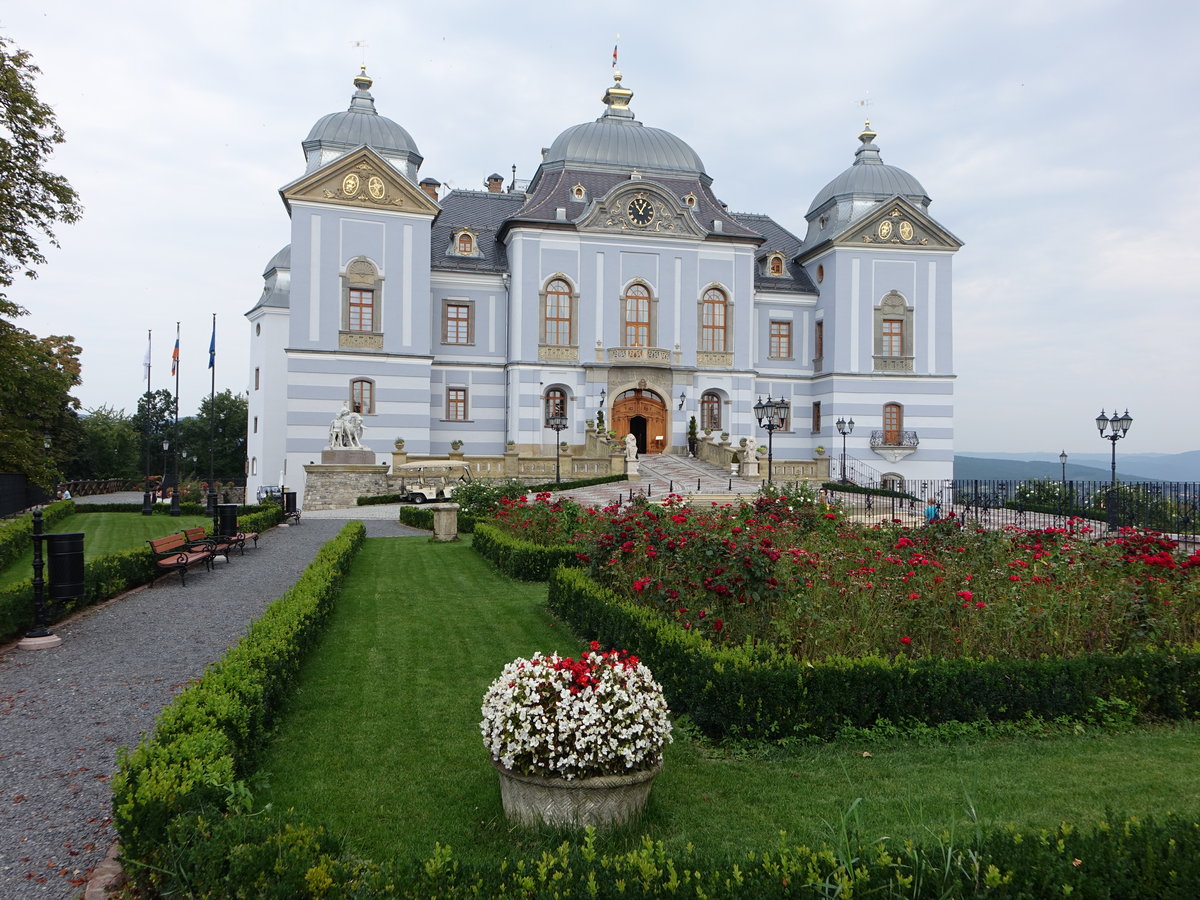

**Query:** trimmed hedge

left=111, top=521, right=366, bottom=892
left=547, top=566, right=1200, bottom=742
left=471, top=522, right=580, bottom=580
left=141, top=804, right=1200, bottom=898
left=0, top=499, right=75, bottom=571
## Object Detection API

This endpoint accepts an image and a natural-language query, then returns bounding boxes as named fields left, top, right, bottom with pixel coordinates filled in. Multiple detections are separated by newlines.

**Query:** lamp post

left=546, top=409, right=568, bottom=484
left=835, top=416, right=854, bottom=484
left=1059, top=449, right=1068, bottom=518
left=169, top=442, right=181, bottom=516
left=1096, top=408, right=1132, bottom=528
left=161, top=439, right=169, bottom=502
left=753, top=395, right=789, bottom=485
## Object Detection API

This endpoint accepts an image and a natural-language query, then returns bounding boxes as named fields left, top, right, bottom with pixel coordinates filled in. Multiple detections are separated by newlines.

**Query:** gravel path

left=0, top=506, right=427, bottom=899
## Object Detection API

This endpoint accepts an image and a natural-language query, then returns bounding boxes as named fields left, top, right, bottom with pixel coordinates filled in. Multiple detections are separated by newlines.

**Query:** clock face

left=877, top=219, right=893, bottom=240
left=627, top=197, right=655, bottom=226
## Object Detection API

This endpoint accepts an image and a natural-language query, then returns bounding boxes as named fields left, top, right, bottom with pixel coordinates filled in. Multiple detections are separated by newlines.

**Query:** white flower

left=480, top=648, right=673, bottom=779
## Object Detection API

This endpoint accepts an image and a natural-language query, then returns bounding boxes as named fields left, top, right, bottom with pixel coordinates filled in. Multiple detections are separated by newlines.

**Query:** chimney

left=419, top=177, right=441, bottom=201
left=485, top=173, right=504, bottom=193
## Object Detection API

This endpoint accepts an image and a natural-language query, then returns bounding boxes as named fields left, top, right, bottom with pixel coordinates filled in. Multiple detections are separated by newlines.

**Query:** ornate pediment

left=281, top=147, right=440, bottom=216
left=577, top=180, right=707, bottom=240
left=835, top=196, right=962, bottom=250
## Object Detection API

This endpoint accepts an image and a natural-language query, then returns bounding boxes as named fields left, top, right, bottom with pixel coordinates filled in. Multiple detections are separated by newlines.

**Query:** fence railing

left=816, top=478, right=1200, bottom=539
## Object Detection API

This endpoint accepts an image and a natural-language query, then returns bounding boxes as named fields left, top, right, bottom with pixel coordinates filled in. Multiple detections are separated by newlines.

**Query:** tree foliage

left=0, top=322, right=81, bottom=487
left=65, top=404, right=140, bottom=480
left=0, top=35, right=83, bottom=315
left=176, top=389, right=247, bottom=482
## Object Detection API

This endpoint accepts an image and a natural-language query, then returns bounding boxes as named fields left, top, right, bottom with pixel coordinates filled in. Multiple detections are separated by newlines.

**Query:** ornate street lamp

left=161, top=439, right=169, bottom=503
left=546, top=409, right=568, bottom=484
left=1096, top=408, right=1132, bottom=528
left=1059, top=449, right=1069, bottom=517
left=836, top=416, right=855, bottom=484
left=753, top=395, right=790, bottom=484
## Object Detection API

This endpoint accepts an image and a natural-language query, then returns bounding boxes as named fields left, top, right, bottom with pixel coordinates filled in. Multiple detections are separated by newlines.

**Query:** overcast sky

left=4, top=0, right=1197, bottom=455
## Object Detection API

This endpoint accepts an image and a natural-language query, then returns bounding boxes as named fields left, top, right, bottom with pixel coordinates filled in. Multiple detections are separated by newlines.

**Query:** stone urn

left=492, top=760, right=660, bottom=828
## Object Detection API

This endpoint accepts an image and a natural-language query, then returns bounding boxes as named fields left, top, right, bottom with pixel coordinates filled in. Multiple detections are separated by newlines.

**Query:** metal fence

left=817, top=478, right=1200, bottom=539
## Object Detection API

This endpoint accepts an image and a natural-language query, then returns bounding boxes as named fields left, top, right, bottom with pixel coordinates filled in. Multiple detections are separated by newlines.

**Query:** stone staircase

left=559, top=454, right=762, bottom=510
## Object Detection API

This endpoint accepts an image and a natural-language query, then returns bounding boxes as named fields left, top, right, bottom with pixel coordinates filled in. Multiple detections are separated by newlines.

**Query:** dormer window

left=571, top=184, right=586, bottom=201
left=449, top=228, right=481, bottom=258
left=682, top=192, right=697, bottom=208
left=768, top=254, right=785, bottom=276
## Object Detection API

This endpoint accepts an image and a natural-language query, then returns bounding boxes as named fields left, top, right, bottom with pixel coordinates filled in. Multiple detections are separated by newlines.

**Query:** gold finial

left=859, top=120, right=877, bottom=144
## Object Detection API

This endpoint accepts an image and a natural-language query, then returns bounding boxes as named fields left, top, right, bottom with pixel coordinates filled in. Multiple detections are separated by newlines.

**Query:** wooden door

left=612, top=390, right=668, bottom=454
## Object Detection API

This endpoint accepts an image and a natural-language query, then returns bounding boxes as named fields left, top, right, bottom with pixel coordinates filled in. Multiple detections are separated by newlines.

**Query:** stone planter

left=492, top=759, right=660, bottom=828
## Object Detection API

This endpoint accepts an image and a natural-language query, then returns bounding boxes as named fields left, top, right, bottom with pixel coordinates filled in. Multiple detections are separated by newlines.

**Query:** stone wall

left=301, top=464, right=391, bottom=510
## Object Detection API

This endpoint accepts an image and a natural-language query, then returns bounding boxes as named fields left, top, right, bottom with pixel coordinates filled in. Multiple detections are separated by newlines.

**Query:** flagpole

left=170, top=322, right=181, bottom=516
left=142, top=329, right=153, bottom=515
left=207, top=313, right=217, bottom=523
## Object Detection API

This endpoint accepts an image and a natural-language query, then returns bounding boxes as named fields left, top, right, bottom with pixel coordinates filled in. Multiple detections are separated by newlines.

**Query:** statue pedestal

left=427, top=503, right=460, bottom=542
left=303, top=462, right=390, bottom=510
left=739, top=460, right=760, bottom=478
left=321, top=448, right=376, bottom=465
left=624, top=459, right=640, bottom=476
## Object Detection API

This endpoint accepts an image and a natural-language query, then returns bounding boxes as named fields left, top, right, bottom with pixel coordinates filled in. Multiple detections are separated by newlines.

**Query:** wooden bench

left=148, top=533, right=213, bottom=585
left=181, top=527, right=234, bottom=564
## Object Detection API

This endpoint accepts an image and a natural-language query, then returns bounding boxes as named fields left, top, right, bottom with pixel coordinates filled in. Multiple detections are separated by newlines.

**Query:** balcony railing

left=607, top=346, right=671, bottom=366
left=870, top=429, right=920, bottom=449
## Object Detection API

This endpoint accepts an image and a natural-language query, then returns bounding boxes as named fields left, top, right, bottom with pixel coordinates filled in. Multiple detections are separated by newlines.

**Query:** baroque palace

left=246, top=69, right=961, bottom=505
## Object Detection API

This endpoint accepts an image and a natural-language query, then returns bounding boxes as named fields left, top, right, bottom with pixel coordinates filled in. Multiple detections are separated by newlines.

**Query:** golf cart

left=395, top=460, right=472, bottom=504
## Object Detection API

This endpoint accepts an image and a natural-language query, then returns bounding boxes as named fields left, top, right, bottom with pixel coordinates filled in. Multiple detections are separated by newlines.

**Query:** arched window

left=342, top=258, right=382, bottom=336
left=544, top=387, right=567, bottom=422
left=351, top=378, right=375, bottom=415
left=700, top=288, right=728, bottom=352
left=701, top=391, right=721, bottom=430
left=543, top=279, right=573, bottom=345
left=768, top=255, right=783, bottom=276
left=457, top=232, right=474, bottom=255
left=624, top=283, right=652, bottom=347
left=883, top=403, right=902, bottom=444
left=874, top=291, right=914, bottom=371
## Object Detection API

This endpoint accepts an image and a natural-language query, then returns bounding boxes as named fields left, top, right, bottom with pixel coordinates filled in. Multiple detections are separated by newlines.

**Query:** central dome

left=541, top=73, right=706, bottom=178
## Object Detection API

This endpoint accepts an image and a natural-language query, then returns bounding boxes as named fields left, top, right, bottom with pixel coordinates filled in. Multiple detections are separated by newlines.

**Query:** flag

left=612, top=43, right=618, bottom=68
left=143, top=334, right=151, bottom=380
left=170, top=337, right=179, bottom=376
left=208, top=319, right=216, bottom=369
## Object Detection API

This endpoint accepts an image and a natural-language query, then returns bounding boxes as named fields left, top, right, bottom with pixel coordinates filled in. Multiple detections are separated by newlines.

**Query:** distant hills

left=954, top=450, right=1200, bottom=483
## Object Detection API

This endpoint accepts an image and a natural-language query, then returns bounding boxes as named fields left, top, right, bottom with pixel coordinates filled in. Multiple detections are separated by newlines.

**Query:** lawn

left=255, top=536, right=1200, bottom=866
left=0, top=511, right=211, bottom=589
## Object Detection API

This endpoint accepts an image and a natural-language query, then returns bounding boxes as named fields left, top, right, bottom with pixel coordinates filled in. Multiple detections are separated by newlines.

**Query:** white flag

left=143, top=334, right=151, bottom=381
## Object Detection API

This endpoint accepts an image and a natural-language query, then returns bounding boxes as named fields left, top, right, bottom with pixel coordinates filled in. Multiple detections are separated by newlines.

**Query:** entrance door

left=612, top=389, right=668, bottom=455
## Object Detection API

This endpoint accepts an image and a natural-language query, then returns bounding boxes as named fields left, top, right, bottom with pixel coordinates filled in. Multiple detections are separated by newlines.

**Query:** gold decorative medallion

left=342, top=173, right=360, bottom=196
left=899, top=220, right=914, bottom=241
left=877, top=219, right=893, bottom=240
left=368, top=175, right=385, bottom=200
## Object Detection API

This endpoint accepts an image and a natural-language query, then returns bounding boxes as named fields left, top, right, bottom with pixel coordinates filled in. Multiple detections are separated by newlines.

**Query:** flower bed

left=492, top=493, right=1200, bottom=660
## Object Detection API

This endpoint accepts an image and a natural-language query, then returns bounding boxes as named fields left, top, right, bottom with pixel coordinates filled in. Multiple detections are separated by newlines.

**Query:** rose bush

left=480, top=643, right=672, bottom=779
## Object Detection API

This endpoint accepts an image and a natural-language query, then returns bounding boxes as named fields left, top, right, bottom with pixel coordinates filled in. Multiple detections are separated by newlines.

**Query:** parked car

left=394, top=460, right=472, bottom=504
left=257, top=485, right=281, bottom=503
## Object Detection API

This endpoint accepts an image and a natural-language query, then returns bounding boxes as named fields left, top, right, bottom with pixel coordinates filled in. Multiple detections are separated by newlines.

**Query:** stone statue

left=328, top=403, right=365, bottom=449
left=624, top=433, right=639, bottom=461
left=741, top=442, right=758, bottom=463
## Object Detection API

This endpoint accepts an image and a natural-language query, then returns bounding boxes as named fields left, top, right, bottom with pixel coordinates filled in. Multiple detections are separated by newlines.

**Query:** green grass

left=0, top=511, right=211, bottom=589
left=255, top=536, right=1200, bottom=866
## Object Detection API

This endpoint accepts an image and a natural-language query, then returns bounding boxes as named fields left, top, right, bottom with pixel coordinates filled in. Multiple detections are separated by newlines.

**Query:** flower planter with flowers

left=480, top=643, right=672, bottom=828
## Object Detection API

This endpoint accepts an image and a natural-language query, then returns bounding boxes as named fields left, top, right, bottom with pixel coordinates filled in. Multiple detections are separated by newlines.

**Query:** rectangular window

left=348, top=288, right=374, bottom=332
left=351, top=379, right=374, bottom=414
left=701, top=300, right=727, bottom=352
left=625, top=297, right=650, bottom=347
left=447, top=387, right=467, bottom=421
left=253, top=416, right=258, bottom=434
left=814, top=321, right=824, bottom=359
left=254, top=367, right=260, bottom=390
left=811, top=401, right=821, bottom=434
left=544, top=287, right=572, bottom=345
left=769, top=320, right=792, bottom=359
left=882, top=320, right=903, bottom=357
left=443, top=302, right=473, bottom=345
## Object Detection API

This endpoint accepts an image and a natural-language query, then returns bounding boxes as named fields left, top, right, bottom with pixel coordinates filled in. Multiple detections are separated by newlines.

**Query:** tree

left=177, top=390, right=247, bottom=482
left=65, top=404, right=140, bottom=480
left=0, top=35, right=83, bottom=316
left=130, top=389, right=175, bottom=481
left=0, top=322, right=81, bottom=487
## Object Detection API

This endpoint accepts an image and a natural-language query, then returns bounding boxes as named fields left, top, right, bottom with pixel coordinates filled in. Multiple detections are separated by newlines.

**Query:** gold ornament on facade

left=342, top=173, right=361, bottom=196
left=899, top=220, right=914, bottom=241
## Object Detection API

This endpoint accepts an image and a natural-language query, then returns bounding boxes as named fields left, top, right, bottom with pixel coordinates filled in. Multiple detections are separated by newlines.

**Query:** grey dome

left=542, top=73, right=705, bottom=177
left=807, top=124, right=928, bottom=216
left=301, top=70, right=422, bottom=177
left=262, top=244, right=290, bottom=276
